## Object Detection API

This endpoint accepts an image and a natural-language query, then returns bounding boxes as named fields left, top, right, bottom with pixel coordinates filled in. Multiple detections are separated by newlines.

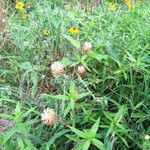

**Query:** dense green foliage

left=0, top=0, right=150, bottom=149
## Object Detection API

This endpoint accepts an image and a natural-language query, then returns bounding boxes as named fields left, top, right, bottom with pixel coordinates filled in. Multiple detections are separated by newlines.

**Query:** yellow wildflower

left=44, top=30, right=50, bottom=36
left=15, top=2, right=24, bottom=10
left=69, top=27, right=74, bottom=34
left=69, top=27, right=79, bottom=35
left=108, top=2, right=116, bottom=11
left=22, top=14, right=27, bottom=19
left=74, top=28, right=79, bottom=34
left=127, top=2, right=134, bottom=9
left=125, top=0, right=134, bottom=9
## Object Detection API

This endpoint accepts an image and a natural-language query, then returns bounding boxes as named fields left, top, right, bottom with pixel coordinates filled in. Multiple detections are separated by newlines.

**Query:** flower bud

left=41, top=108, right=57, bottom=126
left=77, top=65, right=86, bottom=77
left=51, top=61, right=64, bottom=77
left=82, top=42, right=92, bottom=53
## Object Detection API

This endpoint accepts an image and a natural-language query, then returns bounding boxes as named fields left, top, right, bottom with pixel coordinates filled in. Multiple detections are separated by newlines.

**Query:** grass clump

left=0, top=0, right=150, bottom=149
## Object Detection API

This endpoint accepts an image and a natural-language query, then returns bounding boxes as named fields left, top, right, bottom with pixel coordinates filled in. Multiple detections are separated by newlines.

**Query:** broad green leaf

left=0, top=114, right=15, bottom=120
left=63, top=34, right=80, bottom=49
left=18, top=62, right=32, bottom=70
left=82, top=140, right=91, bottom=150
left=106, top=123, right=114, bottom=138
left=90, top=118, right=100, bottom=137
left=131, top=113, right=146, bottom=118
left=24, top=138, right=37, bottom=150
left=22, top=107, right=36, bottom=118
left=114, top=105, right=126, bottom=121
left=2, top=127, right=18, bottom=145
left=106, top=42, right=121, bottom=66
left=0, top=132, right=3, bottom=145
left=120, top=137, right=129, bottom=147
left=69, top=127, right=86, bottom=138
left=126, top=51, right=136, bottom=62
left=104, top=112, right=113, bottom=122
left=61, top=57, right=73, bottom=67
left=70, top=99, right=75, bottom=110
left=66, top=134, right=80, bottom=142
left=88, top=51, right=108, bottom=62
left=134, top=101, right=144, bottom=110
left=117, top=124, right=127, bottom=133
left=24, top=147, right=36, bottom=150
left=17, top=135, right=24, bottom=150
left=92, top=138, right=105, bottom=150
left=0, top=98, right=17, bottom=104
left=69, top=81, right=76, bottom=96
left=74, top=139, right=86, bottom=150
left=76, top=92, right=91, bottom=100
left=15, top=101, right=21, bottom=115
left=45, top=129, right=70, bottom=148
left=42, top=94, right=69, bottom=101
left=24, top=119, right=40, bottom=126
left=63, top=103, right=72, bottom=117
left=31, top=72, right=38, bottom=87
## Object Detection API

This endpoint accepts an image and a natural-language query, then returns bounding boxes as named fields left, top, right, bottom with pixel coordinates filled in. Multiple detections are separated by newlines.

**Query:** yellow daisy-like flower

left=69, top=27, right=79, bottom=35
left=15, top=2, right=24, bottom=10
left=22, top=14, right=27, bottom=19
left=125, top=0, right=134, bottom=9
left=74, top=28, right=79, bottom=34
left=44, top=30, right=50, bottom=36
left=69, top=27, right=75, bottom=34
left=108, top=2, right=116, bottom=11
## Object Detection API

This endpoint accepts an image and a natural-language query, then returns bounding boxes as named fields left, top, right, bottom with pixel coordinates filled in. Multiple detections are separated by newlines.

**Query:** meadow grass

left=0, top=0, right=150, bottom=149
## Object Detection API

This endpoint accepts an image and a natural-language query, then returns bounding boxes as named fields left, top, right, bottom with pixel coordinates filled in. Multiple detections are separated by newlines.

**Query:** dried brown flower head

left=77, top=65, right=86, bottom=77
left=41, top=108, right=57, bottom=126
left=51, top=61, right=65, bottom=77
left=82, top=42, right=92, bottom=53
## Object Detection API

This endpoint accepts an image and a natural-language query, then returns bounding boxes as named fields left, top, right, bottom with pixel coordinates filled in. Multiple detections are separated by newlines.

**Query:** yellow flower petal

left=44, top=30, right=50, bottom=36
left=15, top=2, right=24, bottom=10
left=69, top=27, right=79, bottom=35
left=108, top=2, right=116, bottom=11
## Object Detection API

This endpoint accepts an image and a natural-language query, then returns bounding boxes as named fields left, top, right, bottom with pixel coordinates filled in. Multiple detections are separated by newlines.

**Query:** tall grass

left=0, top=0, right=150, bottom=149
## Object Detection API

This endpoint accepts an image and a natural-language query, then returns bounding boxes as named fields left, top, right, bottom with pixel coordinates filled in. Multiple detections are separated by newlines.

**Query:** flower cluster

left=50, top=42, right=92, bottom=78
left=15, top=2, right=28, bottom=21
